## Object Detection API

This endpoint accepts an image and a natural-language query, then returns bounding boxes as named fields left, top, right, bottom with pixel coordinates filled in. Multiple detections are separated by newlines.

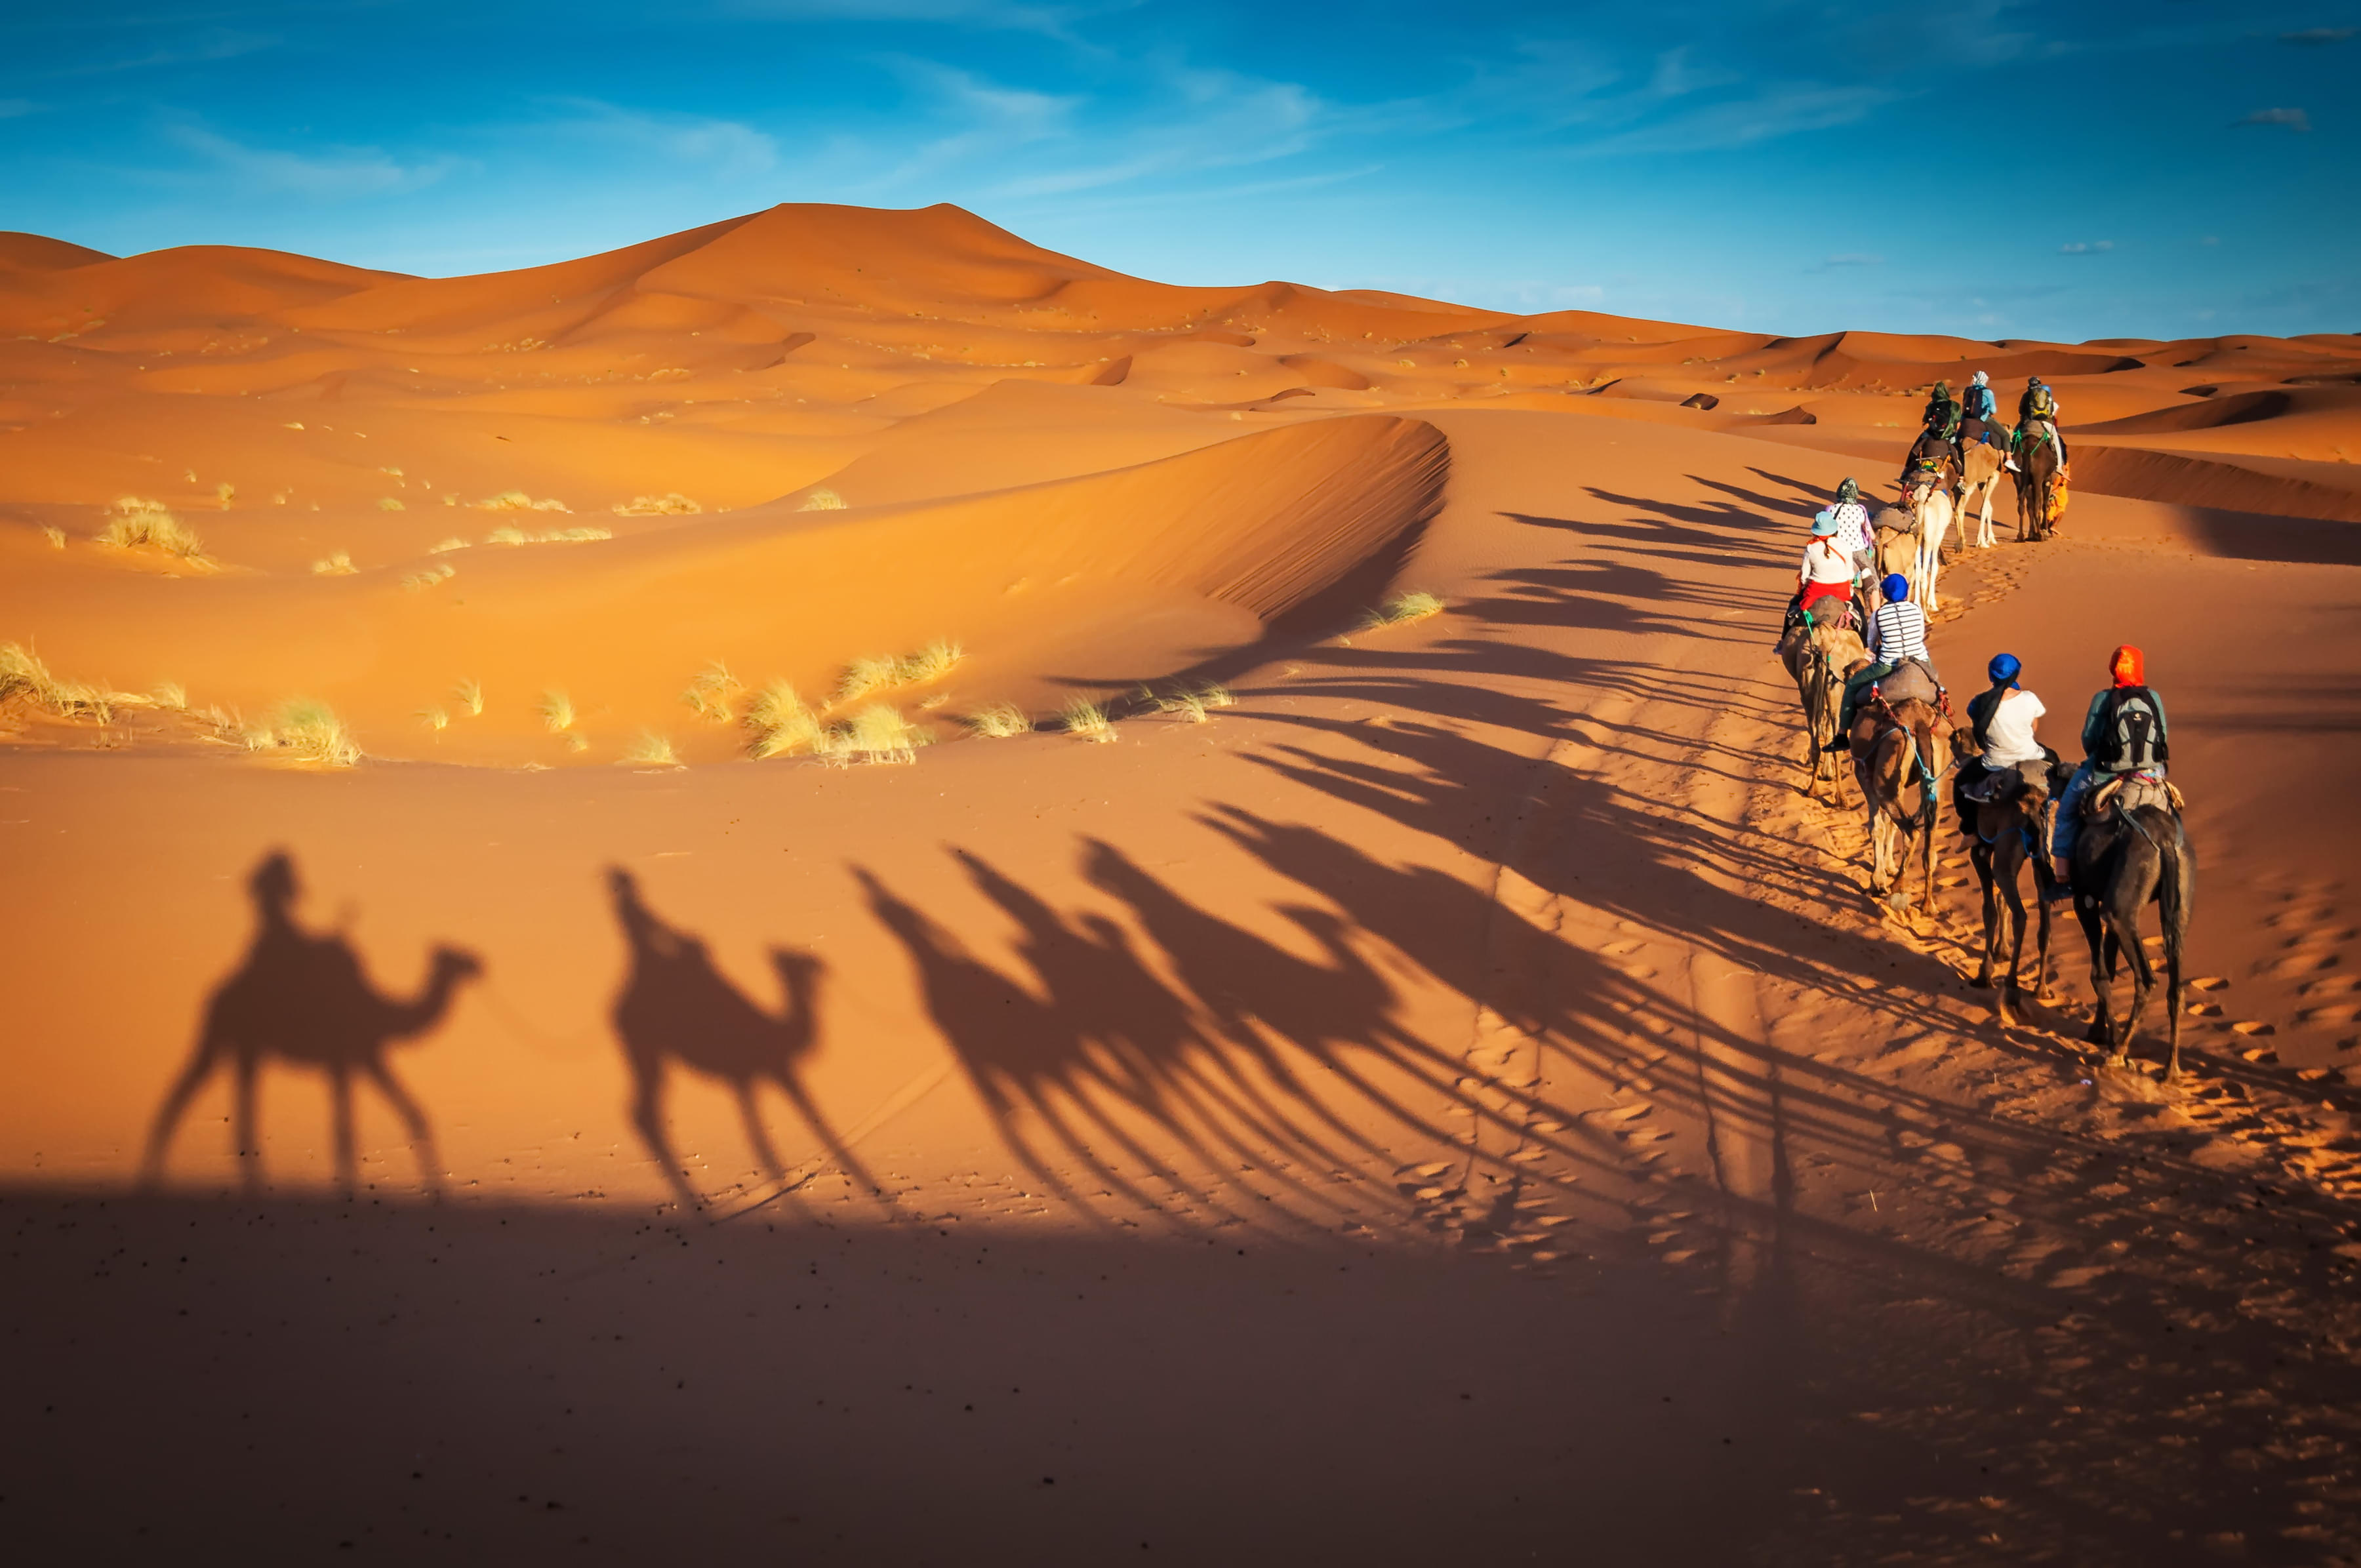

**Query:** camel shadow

left=605, top=867, right=872, bottom=1211
left=142, top=850, right=480, bottom=1195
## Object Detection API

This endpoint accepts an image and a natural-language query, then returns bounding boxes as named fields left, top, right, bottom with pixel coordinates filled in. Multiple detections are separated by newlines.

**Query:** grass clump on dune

left=538, top=689, right=576, bottom=733
left=613, top=493, right=700, bottom=516
left=1, top=643, right=58, bottom=708
left=249, top=700, right=361, bottom=767
left=474, top=491, right=571, bottom=513
left=485, top=524, right=611, bottom=546
left=428, top=536, right=470, bottom=554
left=963, top=703, right=1031, bottom=738
left=401, top=564, right=456, bottom=592
left=746, top=681, right=825, bottom=759
left=1059, top=699, right=1116, bottom=742
left=822, top=704, right=928, bottom=766
left=1, top=643, right=152, bottom=724
left=453, top=677, right=484, bottom=717
left=681, top=662, right=743, bottom=722
left=896, top=639, right=965, bottom=686
left=97, top=498, right=208, bottom=561
left=1360, top=590, right=1444, bottom=630
left=834, top=654, right=902, bottom=706
left=797, top=489, right=847, bottom=512
left=624, top=731, right=681, bottom=767
left=41, top=525, right=64, bottom=548
left=312, top=552, right=357, bottom=575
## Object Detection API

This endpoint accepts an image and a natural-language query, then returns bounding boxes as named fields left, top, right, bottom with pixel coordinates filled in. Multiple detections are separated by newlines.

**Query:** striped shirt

left=1870, top=599, right=1928, bottom=663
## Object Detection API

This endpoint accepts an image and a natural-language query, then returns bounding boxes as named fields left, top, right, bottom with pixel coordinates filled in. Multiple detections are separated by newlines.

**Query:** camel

left=2014, top=429, right=2065, bottom=541
left=1901, top=470, right=1956, bottom=612
left=606, top=867, right=872, bottom=1209
left=1849, top=685, right=1953, bottom=909
left=1959, top=439, right=2009, bottom=550
left=2065, top=777, right=2196, bottom=1078
left=1959, top=757, right=2067, bottom=1024
left=142, top=851, right=479, bottom=1193
left=1778, top=613, right=1867, bottom=803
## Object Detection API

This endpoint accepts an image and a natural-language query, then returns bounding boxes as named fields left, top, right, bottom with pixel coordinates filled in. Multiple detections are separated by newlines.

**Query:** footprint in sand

left=2299, top=1003, right=2361, bottom=1026
left=2187, top=1001, right=2223, bottom=1017
left=2261, top=952, right=2339, bottom=978
left=2301, top=975, right=2361, bottom=995
left=2232, top=1020, right=2276, bottom=1036
left=2190, top=976, right=2230, bottom=992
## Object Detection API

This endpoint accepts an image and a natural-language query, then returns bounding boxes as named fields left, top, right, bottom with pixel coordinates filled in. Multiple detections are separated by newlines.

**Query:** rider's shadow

left=142, top=851, right=481, bottom=1194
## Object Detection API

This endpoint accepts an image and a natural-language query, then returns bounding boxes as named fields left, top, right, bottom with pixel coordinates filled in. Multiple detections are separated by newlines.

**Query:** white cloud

left=536, top=101, right=780, bottom=180
left=1571, top=83, right=1899, bottom=157
left=2059, top=240, right=2114, bottom=254
left=2234, top=106, right=2311, bottom=131
left=1825, top=252, right=1884, bottom=266
left=163, top=122, right=454, bottom=200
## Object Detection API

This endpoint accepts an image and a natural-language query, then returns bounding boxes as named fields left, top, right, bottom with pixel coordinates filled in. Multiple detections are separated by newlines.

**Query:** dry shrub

left=485, top=525, right=610, bottom=546
left=254, top=700, right=361, bottom=767
left=746, top=681, right=824, bottom=759
left=1060, top=699, right=1115, bottom=742
left=41, top=525, right=64, bottom=549
left=453, top=677, right=484, bottom=717
left=538, top=689, right=576, bottom=733
left=418, top=706, right=449, bottom=733
left=428, top=536, right=470, bottom=554
left=0, top=643, right=58, bottom=707
left=1360, top=591, right=1444, bottom=630
left=401, top=564, right=456, bottom=592
left=681, top=662, right=742, bottom=722
left=797, top=489, right=847, bottom=512
left=312, top=552, right=358, bottom=576
left=824, top=704, right=927, bottom=765
left=474, top=491, right=571, bottom=513
left=624, top=731, right=680, bottom=767
left=152, top=681, right=187, bottom=710
left=613, top=493, right=701, bottom=516
left=834, top=654, right=901, bottom=705
left=896, top=639, right=965, bottom=685
left=0, top=643, right=152, bottom=723
left=963, top=703, right=1031, bottom=738
left=98, top=498, right=207, bottom=559
left=378, top=498, right=405, bottom=512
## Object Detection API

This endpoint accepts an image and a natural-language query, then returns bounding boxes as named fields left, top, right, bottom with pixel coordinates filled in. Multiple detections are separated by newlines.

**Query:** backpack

left=2093, top=687, right=2166, bottom=773
left=2028, top=384, right=2055, bottom=420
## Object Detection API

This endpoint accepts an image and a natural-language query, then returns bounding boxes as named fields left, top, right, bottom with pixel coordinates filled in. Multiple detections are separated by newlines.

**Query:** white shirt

left=1983, top=688, right=2048, bottom=767
left=1830, top=502, right=1872, bottom=559
left=1799, top=537, right=1852, bottom=586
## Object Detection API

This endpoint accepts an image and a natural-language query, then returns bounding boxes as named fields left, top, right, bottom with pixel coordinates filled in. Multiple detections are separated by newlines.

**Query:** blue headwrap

left=1988, top=653, right=2021, bottom=687
left=1882, top=573, right=1910, bottom=603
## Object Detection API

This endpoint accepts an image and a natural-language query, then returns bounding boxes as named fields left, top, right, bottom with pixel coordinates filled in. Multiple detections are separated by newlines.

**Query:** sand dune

left=5, top=204, right=2361, bottom=1560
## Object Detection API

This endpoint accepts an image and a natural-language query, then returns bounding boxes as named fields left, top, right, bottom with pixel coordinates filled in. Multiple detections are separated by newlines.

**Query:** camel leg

left=329, top=1064, right=357, bottom=1194
left=2163, top=928, right=2185, bottom=1083
left=140, top=1031, right=226, bottom=1184
left=1971, top=845, right=2000, bottom=989
left=2075, top=900, right=2112, bottom=1050
left=734, top=1080, right=790, bottom=1184
left=361, top=1058, right=442, bottom=1194
left=628, top=1060, right=700, bottom=1211
left=2111, top=915, right=2159, bottom=1066
left=233, top=1051, right=263, bottom=1194
left=2001, top=850, right=2030, bottom=1014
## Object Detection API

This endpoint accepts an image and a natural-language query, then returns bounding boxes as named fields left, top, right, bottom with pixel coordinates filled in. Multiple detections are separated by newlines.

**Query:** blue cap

left=1988, top=653, right=2021, bottom=684
left=1882, top=573, right=1910, bottom=602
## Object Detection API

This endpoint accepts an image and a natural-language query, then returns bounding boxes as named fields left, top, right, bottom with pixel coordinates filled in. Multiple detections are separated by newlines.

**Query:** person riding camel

left=2018, top=375, right=2068, bottom=473
left=1922, top=380, right=1964, bottom=444
left=1960, top=370, right=2019, bottom=473
left=1782, top=510, right=1859, bottom=641
left=2049, top=644, right=2168, bottom=893
left=1828, top=477, right=1874, bottom=580
left=1960, top=653, right=2050, bottom=803
left=1834, top=574, right=1941, bottom=747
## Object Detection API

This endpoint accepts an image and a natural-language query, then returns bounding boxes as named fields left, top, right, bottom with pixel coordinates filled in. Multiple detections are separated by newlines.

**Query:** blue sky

left=3, top=1, right=2355, bottom=340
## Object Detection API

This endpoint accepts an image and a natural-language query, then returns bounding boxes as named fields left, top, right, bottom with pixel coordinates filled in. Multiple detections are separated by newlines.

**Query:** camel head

left=428, top=946, right=486, bottom=986
left=767, top=948, right=826, bottom=994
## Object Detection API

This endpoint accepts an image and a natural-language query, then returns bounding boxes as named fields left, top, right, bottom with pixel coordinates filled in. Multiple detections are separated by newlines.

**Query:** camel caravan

left=1775, top=376, right=2194, bottom=1079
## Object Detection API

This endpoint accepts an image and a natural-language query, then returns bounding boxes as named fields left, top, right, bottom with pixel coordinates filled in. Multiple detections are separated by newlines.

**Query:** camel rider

left=1783, top=510, right=1859, bottom=641
left=1922, top=380, right=1964, bottom=443
left=1960, top=653, right=2050, bottom=803
left=2049, top=644, right=2169, bottom=889
left=1960, top=370, right=2019, bottom=473
left=2017, top=375, right=2068, bottom=472
left=1835, top=574, right=1940, bottom=746
left=1829, top=478, right=1875, bottom=579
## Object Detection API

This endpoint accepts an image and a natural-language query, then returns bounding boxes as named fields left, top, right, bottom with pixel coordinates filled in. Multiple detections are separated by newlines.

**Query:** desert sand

left=5, top=203, right=2361, bottom=1561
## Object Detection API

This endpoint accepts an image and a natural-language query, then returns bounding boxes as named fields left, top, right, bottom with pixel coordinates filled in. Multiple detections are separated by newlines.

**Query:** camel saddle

left=1875, top=659, right=1942, bottom=708
left=2088, top=772, right=2183, bottom=818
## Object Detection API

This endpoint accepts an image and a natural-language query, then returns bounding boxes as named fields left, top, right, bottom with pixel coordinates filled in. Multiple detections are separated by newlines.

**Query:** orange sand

left=5, top=205, right=2361, bottom=1561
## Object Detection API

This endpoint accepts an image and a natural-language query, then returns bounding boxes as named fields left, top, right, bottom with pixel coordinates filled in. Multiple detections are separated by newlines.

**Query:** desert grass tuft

left=895, top=639, right=965, bottom=685
left=485, top=524, right=610, bottom=546
left=1153, top=687, right=1211, bottom=723
left=312, top=551, right=358, bottom=575
left=98, top=497, right=207, bottom=560
left=1059, top=698, right=1116, bottom=742
left=797, top=489, right=847, bottom=512
left=378, top=498, right=405, bottom=512
left=428, top=536, right=470, bottom=554
left=613, top=493, right=700, bottom=516
left=623, top=731, right=680, bottom=767
left=538, top=689, right=576, bottom=733
left=152, top=681, right=187, bottom=710
left=1, top=642, right=59, bottom=707
left=418, top=706, right=449, bottom=733
left=453, top=677, right=484, bottom=717
left=1199, top=683, right=1235, bottom=708
left=681, top=662, right=743, bottom=723
left=962, top=703, right=1031, bottom=738
left=401, top=564, right=456, bottom=592
left=41, top=525, right=64, bottom=548
left=834, top=654, right=902, bottom=706
left=746, top=681, right=825, bottom=759
left=474, top=491, right=571, bottom=513
left=827, top=704, right=928, bottom=765
left=1360, top=590, right=1444, bottom=630
left=263, top=700, right=361, bottom=767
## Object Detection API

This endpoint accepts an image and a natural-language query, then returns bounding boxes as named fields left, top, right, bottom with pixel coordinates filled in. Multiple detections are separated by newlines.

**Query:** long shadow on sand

left=607, top=867, right=875, bottom=1211
left=142, top=849, right=481, bottom=1194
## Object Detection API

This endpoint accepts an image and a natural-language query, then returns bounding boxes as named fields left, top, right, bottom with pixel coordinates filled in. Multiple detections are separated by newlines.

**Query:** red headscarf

left=2109, top=644, right=2144, bottom=688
